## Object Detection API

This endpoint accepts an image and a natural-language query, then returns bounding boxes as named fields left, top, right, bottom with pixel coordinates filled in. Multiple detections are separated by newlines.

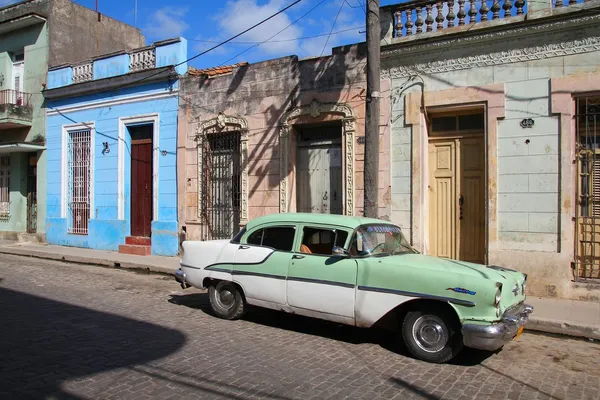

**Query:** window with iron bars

left=67, top=129, right=91, bottom=235
left=575, top=95, right=600, bottom=280
left=200, top=131, right=241, bottom=240
left=0, top=156, right=10, bottom=218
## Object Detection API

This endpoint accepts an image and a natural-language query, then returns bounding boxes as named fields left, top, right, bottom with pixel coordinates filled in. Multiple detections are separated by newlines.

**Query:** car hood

left=379, top=253, right=521, bottom=283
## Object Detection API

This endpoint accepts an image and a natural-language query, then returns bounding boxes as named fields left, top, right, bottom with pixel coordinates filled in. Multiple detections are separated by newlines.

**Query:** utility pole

left=364, top=0, right=380, bottom=218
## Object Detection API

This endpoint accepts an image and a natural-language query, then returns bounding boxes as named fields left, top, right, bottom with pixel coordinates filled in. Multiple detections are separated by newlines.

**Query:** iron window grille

left=575, top=95, right=600, bottom=280
left=199, top=130, right=241, bottom=240
left=67, top=129, right=91, bottom=235
left=0, top=156, right=10, bottom=218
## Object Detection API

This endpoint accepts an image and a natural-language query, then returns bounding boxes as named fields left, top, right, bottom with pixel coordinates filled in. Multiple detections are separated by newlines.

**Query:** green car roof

left=245, top=213, right=396, bottom=231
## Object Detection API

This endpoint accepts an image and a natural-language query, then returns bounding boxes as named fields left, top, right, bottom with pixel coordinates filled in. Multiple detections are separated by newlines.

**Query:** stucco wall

left=0, top=20, right=48, bottom=235
left=46, top=81, right=179, bottom=255
left=178, top=45, right=391, bottom=241
left=47, top=0, right=144, bottom=68
left=384, top=12, right=600, bottom=300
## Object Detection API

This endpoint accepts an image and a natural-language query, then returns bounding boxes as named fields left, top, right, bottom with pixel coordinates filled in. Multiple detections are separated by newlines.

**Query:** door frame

left=118, top=114, right=159, bottom=222
left=424, top=108, right=489, bottom=263
left=428, top=132, right=486, bottom=262
left=279, top=99, right=356, bottom=216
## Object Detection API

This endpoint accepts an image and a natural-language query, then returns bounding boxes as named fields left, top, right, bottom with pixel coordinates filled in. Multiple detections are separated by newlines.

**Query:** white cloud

left=214, top=0, right=303, bottom=55
left=145, top=8, right=190, bottom=39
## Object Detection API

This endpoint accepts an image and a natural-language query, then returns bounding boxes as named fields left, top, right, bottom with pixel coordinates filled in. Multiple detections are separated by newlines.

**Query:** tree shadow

left=0, top=287, right=186, bottom=399
left=168, top=291, right=495, bottom=367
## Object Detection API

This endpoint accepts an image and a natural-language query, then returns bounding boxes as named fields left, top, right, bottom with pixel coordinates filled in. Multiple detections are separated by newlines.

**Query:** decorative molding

left=196, top=113, right=249, bottom=225
left=385, top=35, right=600, bottom=78
left=382, top=14, right=600, bottom=78
left=279, top=99, right=356, bottom=215
left=47, top=90, right=178, bottom=116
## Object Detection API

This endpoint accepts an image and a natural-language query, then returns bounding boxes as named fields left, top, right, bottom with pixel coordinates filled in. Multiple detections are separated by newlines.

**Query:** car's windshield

left=349, top=224, right=416, bottom=257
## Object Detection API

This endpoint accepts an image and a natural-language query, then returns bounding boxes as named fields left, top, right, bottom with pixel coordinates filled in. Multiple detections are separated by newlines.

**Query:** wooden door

left=428, top=136, right=485, bottom=263
left=296, top=144, right=343, bottom=214
left=131, top=140, right=152, bottom=237
left=459, top=136, right=485, bottom=263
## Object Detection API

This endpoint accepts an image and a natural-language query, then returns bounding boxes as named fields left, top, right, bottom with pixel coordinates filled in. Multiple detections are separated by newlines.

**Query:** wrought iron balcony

left=0, top=90, right=34, bottom=128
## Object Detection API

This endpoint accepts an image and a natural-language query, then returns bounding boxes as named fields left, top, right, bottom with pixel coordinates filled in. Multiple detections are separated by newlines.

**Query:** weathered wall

left=178, top=45, right=391, bottom=241
left=46, top=81, right=179, bottom=255
left=0, top=18, right=48, bottom=235
left=383, top=10, right=600, bottom=300
left=47, top=0, right=144, bottom=67
left=0, top=0, right=49, bottom=22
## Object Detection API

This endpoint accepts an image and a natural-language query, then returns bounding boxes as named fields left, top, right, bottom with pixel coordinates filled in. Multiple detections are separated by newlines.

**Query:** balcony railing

left=391, top=0, right=526, bottom=37
left=73, top=62, right=93, bottom=84
left=130, top=47, right=156, bottom=72
left=0, top=90, right=32, bottom=108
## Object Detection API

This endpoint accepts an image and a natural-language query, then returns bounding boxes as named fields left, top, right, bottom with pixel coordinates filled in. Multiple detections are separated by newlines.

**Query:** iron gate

left=67, top=129, right=91, bottom=235
left=0, top=155, right=10, bottom=219
left=575, top=96, right=600, bottom=280
left=27, top=155, right=37, bottom=233
left=200, top=131, right=241, bottom=240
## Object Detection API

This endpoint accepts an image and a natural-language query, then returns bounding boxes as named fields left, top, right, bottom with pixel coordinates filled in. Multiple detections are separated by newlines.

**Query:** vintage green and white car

left=175, top=213, right=533, bottom=363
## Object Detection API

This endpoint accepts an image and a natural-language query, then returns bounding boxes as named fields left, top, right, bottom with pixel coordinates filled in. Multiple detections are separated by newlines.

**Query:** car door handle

left=292, top=254, right=305, bottom=259
left=239, top=245, right=250, bottom=250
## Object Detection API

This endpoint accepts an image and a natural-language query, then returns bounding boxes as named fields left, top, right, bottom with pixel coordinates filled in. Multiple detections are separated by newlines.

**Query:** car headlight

left=494, top=283, right=502, bottom=307
left=522, top=273, right=527, bottom=295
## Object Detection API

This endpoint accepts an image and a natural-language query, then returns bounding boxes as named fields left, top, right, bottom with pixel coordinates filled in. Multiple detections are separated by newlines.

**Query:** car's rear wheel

left=401, top=307, right=463, bottom=363
left=208, top=280, right=246, bottom=320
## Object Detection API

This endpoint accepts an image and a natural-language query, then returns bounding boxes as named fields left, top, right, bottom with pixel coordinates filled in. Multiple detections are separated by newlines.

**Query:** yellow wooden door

left=428, top=139, right=457, bottom=259
left=459, top=136, right=485, bottom=263
left=429, top=136, right=485, bottom=263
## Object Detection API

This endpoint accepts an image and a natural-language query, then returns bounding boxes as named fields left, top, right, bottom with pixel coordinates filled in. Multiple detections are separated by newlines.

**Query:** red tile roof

left=188, top=62, right=249, bottom=78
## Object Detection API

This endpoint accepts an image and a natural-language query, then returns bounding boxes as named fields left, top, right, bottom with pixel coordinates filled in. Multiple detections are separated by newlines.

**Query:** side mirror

left=332, top=246, right=348, bottom=257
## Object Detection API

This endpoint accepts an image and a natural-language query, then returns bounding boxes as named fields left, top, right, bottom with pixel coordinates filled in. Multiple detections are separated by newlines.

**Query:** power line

left=320, top=0, right=347, bottom=56
left=216, top=0, right=329, bottom=67
left=47, top=0, right=303, bottom=115
left=188, top=26, right=364, bottom=45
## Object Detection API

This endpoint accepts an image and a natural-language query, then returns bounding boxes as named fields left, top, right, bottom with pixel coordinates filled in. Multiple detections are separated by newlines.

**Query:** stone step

left=118, top=244, right=151, bottom=256
left=125, top=236, right=151, bottom=246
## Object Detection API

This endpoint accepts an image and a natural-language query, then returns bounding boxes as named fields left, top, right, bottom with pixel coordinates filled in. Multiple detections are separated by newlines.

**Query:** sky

left=1, top=0, right=400, bottom=69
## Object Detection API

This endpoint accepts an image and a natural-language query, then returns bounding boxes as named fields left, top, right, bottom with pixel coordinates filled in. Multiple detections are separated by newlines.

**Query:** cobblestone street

left=1, top=254, right=599, bottom=400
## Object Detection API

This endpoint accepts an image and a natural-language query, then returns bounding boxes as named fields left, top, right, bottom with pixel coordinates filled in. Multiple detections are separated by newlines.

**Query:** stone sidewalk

left=0, top=241, right=180, bottom=275
left=0, top=241, right=599, bottom=341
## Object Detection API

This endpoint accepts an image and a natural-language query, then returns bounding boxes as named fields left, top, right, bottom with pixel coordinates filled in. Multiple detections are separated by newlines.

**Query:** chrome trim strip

left=235, top=270, right=286, bottom=280
left=287, top=276, right=355, bottom=289
left=357, top=285, right=476, bottom=307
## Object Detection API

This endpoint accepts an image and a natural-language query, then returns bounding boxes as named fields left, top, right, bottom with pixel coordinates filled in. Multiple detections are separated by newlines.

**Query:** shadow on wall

left=0, top=287, right=186, bottom=399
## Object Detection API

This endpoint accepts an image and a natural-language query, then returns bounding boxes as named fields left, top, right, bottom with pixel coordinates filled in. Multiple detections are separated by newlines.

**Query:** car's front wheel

left=208, top=280, right=246, bottom=320
left=401, top=307, right=463, bottom=363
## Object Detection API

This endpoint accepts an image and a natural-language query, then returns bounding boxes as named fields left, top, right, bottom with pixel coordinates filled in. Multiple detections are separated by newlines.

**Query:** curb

left=526, top=317, right=600, bottom=341
left=0, top=247, right=177, bottom=276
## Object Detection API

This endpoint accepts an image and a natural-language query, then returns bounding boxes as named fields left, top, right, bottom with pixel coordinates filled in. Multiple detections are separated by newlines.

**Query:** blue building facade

left=44, top=38, right=187, bottom=256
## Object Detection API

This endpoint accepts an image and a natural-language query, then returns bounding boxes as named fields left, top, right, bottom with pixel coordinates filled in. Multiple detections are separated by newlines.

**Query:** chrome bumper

left=462, top=303, right=533, bottom=352
left=175, top=268, right=189, bottom=289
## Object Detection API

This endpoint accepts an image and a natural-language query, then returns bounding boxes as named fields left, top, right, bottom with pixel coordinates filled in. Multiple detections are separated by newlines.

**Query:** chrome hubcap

left=215, top=286, right=235, bottom=309
left=412, top=315, right=448, bottom=353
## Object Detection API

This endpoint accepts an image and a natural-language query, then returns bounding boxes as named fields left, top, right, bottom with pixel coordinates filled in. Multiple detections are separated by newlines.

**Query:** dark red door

left=131, top=140, right=152, bottom=237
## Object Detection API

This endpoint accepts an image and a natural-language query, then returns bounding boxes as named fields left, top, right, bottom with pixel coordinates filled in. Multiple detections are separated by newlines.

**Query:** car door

left=286, top=225, right=357, bottom=322
left=233, top=224, right=296, bottom=306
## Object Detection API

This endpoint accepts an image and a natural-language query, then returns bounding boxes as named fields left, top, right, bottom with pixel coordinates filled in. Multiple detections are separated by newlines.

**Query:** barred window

left=67, top=129, right=91, bottom=235
left=0, top=156, right=10, bottom=217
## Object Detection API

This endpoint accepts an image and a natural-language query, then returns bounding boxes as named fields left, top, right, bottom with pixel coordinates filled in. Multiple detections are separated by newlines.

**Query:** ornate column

left=343, top=118, right=356, bottom=216
left=240, top=128, right=249, bottom=226
left=279, top=124, right=290, bottom=213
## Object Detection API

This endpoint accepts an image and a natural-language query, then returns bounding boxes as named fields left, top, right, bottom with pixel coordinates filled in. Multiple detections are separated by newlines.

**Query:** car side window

left=262, top=227, right=295, bottom=251
left=300, top=227, right=349, bottom=256
left=231, top=227, right=246, bottom=244
left=246, top=229, right=264, bottom=246
left=245, top=226, right=295, bottom=252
